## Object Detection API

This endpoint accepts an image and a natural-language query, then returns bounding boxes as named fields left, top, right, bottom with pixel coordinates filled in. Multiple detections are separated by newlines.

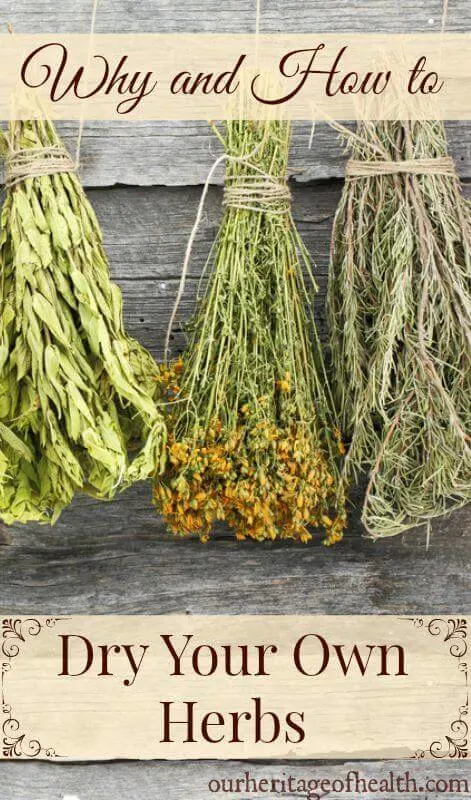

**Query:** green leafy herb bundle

left=155, top=118, right=346, bottom=544
left=0, top=118, right=166, bottom=524
left=328, top=119, right=471, bottom=537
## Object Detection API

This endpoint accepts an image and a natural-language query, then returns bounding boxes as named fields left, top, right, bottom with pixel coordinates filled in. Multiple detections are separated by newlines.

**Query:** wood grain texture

left=2, top=480, right=470, bottom=615
left=30, top=121, right=471, bottom=187
left=1, top=759, right=470, bottom=800
left=8, top=0, right=470, bottom=34
left=78, top=182, right=344, bottom=358
left=84, top=180, right=471, bottom=359
left=54, top=121, right=384, bottom=189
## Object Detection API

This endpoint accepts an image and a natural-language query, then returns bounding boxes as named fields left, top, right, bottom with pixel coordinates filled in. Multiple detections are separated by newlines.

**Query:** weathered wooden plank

left=2, top=759, right=470, bottom=800
left=91, top=180, right=471, bottom=282
left=9, top=0, right=470, bottom=34
left=92, top=181, right=471, bottom=358
left=91, top=181, right=342, bottom=280
left=1, top=477, right=469, bottom=614
left=24, top=121, right=471, bottom=187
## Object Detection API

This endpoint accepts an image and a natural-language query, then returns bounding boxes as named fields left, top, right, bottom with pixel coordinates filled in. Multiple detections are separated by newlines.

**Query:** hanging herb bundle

left=155, top=117, right=347, bottom=544
left=0, top=117, right=166, bottom=524
left=328, top=119, right=471, bottom=538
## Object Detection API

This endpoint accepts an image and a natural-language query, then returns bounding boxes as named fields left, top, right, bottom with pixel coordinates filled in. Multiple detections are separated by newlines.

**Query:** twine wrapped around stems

left=346, top=155, right=456, bottom=178
left=4, top=145, right=77, bottom=188
left=223, top=174, right=292, bottom=214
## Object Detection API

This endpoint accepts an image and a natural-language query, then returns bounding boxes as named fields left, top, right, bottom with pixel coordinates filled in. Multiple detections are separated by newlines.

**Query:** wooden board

left=2, top=477, right=470, bottom=614
left=0, top=120, right=464, bottom=188
left=88, top=181, right=343, bottom=357
left=9, top=0, right=470, bottom=33
left=66, top=180, right=471, bottom=359
left=2, top=759, right=470, bottom=800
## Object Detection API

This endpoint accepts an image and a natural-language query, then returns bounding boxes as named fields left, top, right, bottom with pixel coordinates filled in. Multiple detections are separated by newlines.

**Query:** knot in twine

left=223, top=174, right=291, bottom=214
left=4, top=146, right=77, bottom=189
left=346, top=155, right=456, bottom=179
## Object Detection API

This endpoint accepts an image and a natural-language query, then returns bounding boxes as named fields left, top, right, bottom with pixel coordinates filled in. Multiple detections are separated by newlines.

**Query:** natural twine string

left=4, top=145, right=77, bottom=188
left=75, top=0, right=100, bottom=167
left=4, top=0, right=99, bottom=186
left=223, top=173, right=291, bottom=213
left=441, top=0, right=449, bottom=35
left=346, top=155, right=456, bottom=178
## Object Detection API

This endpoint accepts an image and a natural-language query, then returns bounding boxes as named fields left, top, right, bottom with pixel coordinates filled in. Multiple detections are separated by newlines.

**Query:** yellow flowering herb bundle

left=155, top=118, right=347, bottom=544
left=0, top=118, right=166, bottom=524
left=328, top=119, right=471, bottom=538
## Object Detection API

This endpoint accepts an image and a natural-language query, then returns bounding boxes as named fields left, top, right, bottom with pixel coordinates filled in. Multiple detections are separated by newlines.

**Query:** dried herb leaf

left=0, top=117, right=166, bottom=524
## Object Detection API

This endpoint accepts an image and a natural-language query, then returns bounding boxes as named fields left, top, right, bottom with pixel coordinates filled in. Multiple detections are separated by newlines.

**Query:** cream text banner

left=1, top=615, right=468, bottom=760
left=0, top=34, right=469, bottom=120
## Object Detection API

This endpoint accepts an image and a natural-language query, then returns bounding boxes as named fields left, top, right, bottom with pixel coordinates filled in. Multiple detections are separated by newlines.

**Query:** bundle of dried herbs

left=0, top=118, right=166, bottom=524
left=155, top=117, right=347, bottom=543
left=328, top=119, right=471, bottom=538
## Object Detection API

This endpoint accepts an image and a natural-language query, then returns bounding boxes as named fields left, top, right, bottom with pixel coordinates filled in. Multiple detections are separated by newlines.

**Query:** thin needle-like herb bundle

left=328, top=119, right=471, bottom=537
left=0, top=118, right=166, bottom=524
left=155, top=118, right=346, bottom=543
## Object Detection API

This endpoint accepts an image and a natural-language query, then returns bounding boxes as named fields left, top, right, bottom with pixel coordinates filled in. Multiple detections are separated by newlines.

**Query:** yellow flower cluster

left=154, top=362, right=347, bottom=544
